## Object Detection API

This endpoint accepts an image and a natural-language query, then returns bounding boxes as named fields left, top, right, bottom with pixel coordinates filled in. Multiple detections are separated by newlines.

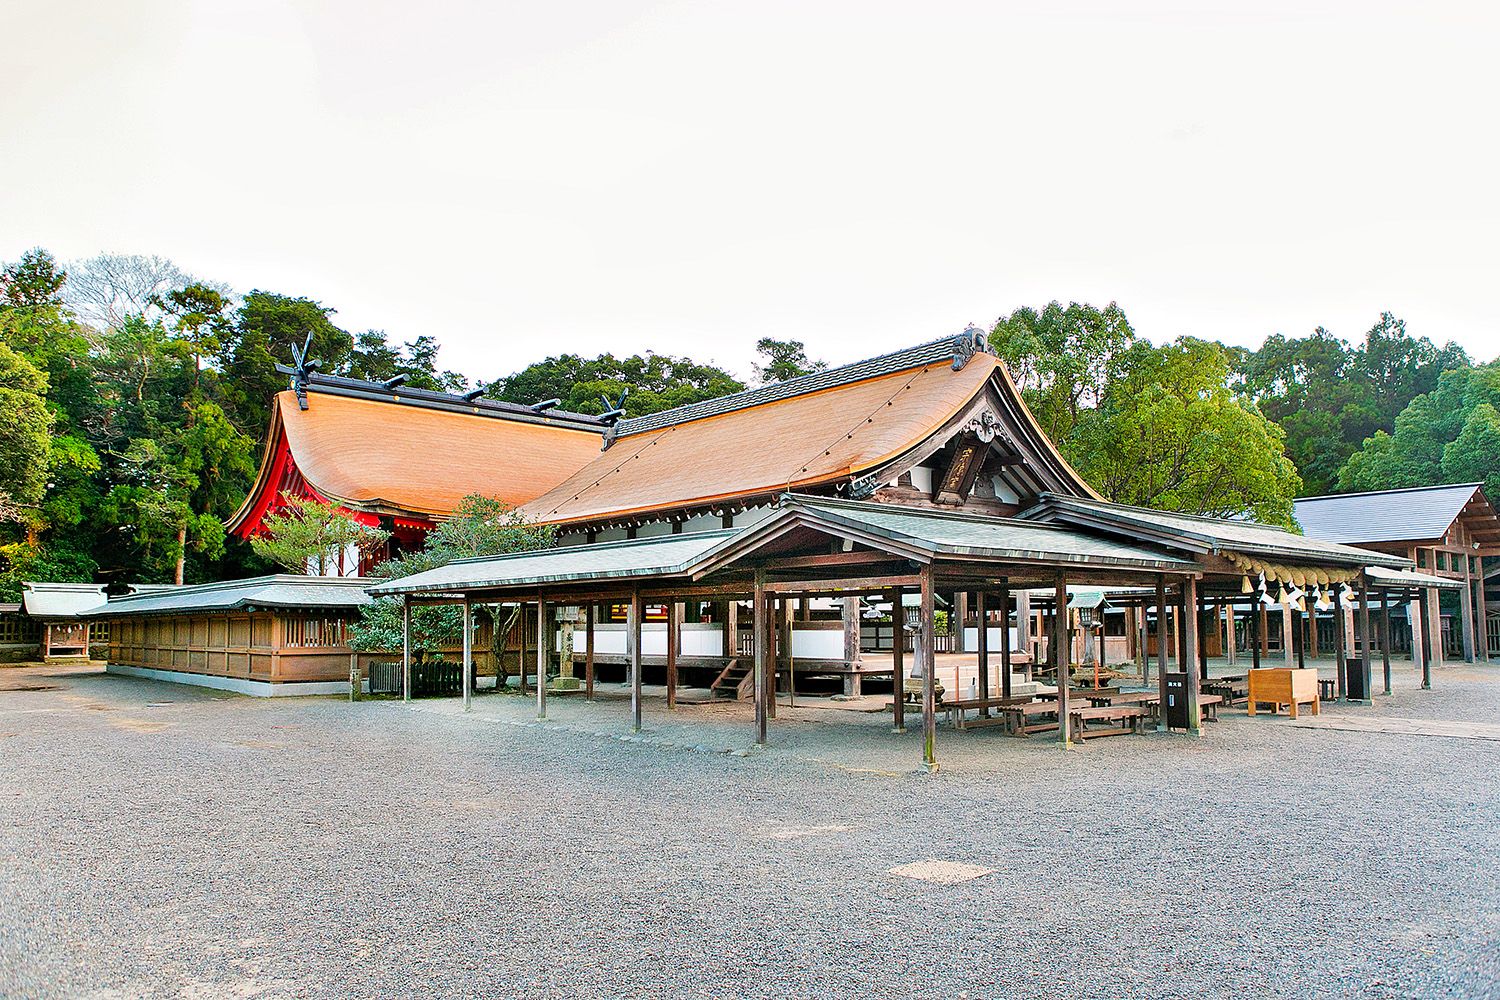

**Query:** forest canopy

left=0, top=244, right=1485, bottom=596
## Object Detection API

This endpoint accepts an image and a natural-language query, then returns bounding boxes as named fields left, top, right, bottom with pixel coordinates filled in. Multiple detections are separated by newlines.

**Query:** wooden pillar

left=1015, top=589, right=1031, bottom=677
left=1250, top=598, right=1261, bottom=671
left=976, top=590, right=989, bottom=706
left=1260, top=604, right=1269, bottom=656
left=1461, top=556, right=1477, bottom=662
left=1333, top=590, right=1346, bottom=700
left=1183, top=576, right=1202, bottom=736
left=401, top=595, right=411, bottom=703
left=1358, top=576, right=1372, bottom=703
left=889, top=587, right=905, bottom=733
left=1418, top=587, right=1434, bottom=690
left=1310, top=603, right=1321, bottom=658
left=629, top=589, right=644, bottom=731
left=534, top=595, right=547, bottom=718
left=1155, top=577, right=1168, bottom=713
left=585, top=604, right=596, bottom=701
left=921, top=564, right=937, bottom=771
left=727, top=599, right=739, bottom=660
left=461, top=599, right=473, bottom=712
left=753, top=572, right=768, bottom=745
left=998, top=586, right=1013, bottom=701
left=1282, top=600, right=1296, bottom=669
left=1379, top=590, right=1392, bottom=695
left=955, top=591, right=968, bottom=654
left=1477, top=557, right=1490, bottom=662
left=666, top=601, right=679, bottom=710
left=1225, top=602, right=1237, bottom=666
left=517, top=601, right=528, bottom=695
left=1055, top=574, right=1071, bottom=747
left=1197, top=591, right=1209, bottom=682
left=1426, top=587, right=1443, bottom=668
left=842, top=595, right=861, bottom=697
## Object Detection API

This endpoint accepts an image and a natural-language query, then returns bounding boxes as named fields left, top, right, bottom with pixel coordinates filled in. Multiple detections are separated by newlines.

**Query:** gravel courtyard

left=2, top=659, right=1497, bottom=1000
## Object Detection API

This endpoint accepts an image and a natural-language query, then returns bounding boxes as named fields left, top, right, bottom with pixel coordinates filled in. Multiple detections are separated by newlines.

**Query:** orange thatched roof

left=227, top=388, right=605, bottom=535
left=522, top=334, right=1092, bottom=528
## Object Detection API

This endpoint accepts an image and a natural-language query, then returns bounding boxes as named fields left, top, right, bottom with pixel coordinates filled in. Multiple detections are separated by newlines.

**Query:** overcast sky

left=4, top=0, right=1496, bottom=384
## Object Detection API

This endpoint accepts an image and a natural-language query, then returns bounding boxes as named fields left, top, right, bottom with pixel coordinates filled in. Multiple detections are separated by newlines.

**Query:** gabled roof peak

left=612, top=329, right=993, bottom=438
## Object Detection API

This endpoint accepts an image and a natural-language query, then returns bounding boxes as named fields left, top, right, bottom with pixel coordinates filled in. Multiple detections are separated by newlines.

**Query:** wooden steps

left=709, top=659, right=751, bottom=700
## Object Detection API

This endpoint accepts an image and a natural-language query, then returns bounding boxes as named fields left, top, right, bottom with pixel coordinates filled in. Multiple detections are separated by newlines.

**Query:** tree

left=1441, top=404, right=1500, bottom=496
left=341, top=330, right=468, bottom=392
left=1340, top=359, right=1500, bottom=494
left=1240, top=314, right=1469, bottom=495
left=488, top=352, right=745, bottom=417
left=1077, top=338, right=1302, bottom=525
left=989, top=302, right=1137, bottom=447
left=221, top=292, right=354, bottom=434
left=63, top=252, right=204, bottom=331
left=250, top=493, right=389, bottom=576
left=753, top=338, right=826, bottom=384
left=0, top=342, right=53, bottom=510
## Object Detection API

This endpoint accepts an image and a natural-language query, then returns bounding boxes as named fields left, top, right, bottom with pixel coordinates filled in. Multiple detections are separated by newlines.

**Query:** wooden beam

left=755, top=550, right=902, bottom=571
left=762, top=573, right=923, bottom=594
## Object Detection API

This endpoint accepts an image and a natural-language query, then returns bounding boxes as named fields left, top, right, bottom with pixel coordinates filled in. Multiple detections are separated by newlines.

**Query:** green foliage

left=487, top=352, right=745, bottom=417
left=221, top=291, right=354, bottom=434
left=1339, top=358, right=1500, bottom=496
left=753, top=338, right=826, bottom=384
left=342, top=331, right=468, bottom=392
left=1077, top=339, right=1302, bottom=525
left=991, top=306, right=1300, bottom=524
left=1240, top=314, right=1469, bottom=495
left=0, top=342, right=53, bottom=509
left=990, top=301, right=1136, bottom=447
left=250, top=493, right=390, bottom=575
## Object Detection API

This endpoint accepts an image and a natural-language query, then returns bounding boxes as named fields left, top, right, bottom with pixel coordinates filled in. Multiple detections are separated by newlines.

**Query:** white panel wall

left=790, top=628, right=844, bottom=659
left=635, top=521, right=674, bottom=539
left=594, top=527, right=629, bottom=543
left=682, top=514, right=724, bottom=533
left=963, top=627, right=1024, bottom=650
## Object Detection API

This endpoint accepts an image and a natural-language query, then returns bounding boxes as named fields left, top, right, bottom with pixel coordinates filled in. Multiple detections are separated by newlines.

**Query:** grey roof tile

left=1293, top=483, right=1486, bottom=545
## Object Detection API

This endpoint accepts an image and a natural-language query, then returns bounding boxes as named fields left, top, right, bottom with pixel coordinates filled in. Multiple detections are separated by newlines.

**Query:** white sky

left=3, top=0, right=1497, bottom=384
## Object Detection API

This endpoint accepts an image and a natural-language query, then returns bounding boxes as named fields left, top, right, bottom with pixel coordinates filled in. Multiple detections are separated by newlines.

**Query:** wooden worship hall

left=364, top=330, right=1409, bottom=767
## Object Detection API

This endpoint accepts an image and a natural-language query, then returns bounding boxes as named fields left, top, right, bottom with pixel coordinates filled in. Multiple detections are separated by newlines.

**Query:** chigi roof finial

left=288, top=333, right=322, bottom=411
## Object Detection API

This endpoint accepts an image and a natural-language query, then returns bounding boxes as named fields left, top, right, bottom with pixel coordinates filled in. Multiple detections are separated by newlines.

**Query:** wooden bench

left=1002, top=699, right=1062, bottom=737
left=944, top=695, right=1036, bottom=729
left=1197, top=693, right=1222, bottom=722
left=1068, top=704, right=1148, bottom=739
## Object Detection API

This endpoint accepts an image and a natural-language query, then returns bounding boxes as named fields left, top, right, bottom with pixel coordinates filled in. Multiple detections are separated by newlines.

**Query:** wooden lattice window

left=282, top=616, right=351, bottom=648
left=0, top=615, right=40, bottom=643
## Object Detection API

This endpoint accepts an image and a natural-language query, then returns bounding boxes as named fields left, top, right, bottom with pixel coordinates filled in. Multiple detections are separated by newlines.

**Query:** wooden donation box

left=1246, top=667, right=1320, bottom=719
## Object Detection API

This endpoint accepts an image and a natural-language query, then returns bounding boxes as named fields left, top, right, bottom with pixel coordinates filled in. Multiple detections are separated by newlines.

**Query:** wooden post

left=401, top=595, right=411, bottom=703
left=585, top=603, right=596, bottom=701
left=1225, top=602, right=1237, bottom=666
left=1380, top=590, right=1392, bottom=695
left=975, top=590, right=989, bottom=710
left=1183, top=576, right=1202, bottom=736
left=1282, top=600, right=1296, bottom=669
left=517, top=601, right=528, bottom=696
left=535, top=595, right=547, bottom=719
left=841, top=595, right=862, bottom=697
left=890, top=587, right=905, bottom=734
left=630, top=589, right=643, bottom=730
left=1155, top=577, right=1168, bottom=719
left=1260, top=604, right=1270, bottom=657
left=1426, top=587, right=1443, bottom=669
left=952, top=590, right=963, bottom=697
left=1358, top=576, right=1372, bottom=703
left=1477, top=557, right=1490, bottom=662
left=666, top=600, right=679, bottom=710
left=1055, top=574, right=1071, bottom=747
left=1197, top=591, right=1209, bottom=682
left=753, top=572, right=768, bottom=745
left=955, top=591, right=968, bottom=654
left=999, top=586, right=1013, bottom=702
left=1461, top=555, right=1476, bottom=663
left=1016, top=588, right=1031, bottom=678
left=921, top=564, right=937, bottom=771
left=1418, top=587, right=1434, bottom=690
left=1250, top=599, right=1261, bottom=671
left=462, top=599, right=472, bottom=712
left=1333, top=589, right=1346, bottom=700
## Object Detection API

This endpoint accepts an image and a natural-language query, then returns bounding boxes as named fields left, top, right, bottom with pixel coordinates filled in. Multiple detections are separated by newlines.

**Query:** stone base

left=550, top=677, right=581, bottom=691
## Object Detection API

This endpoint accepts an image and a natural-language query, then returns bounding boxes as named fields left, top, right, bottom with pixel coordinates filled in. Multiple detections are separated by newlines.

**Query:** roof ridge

left=613, top=330, right=993, bottom=438
left=105, top=574, right=373, bottom=600
left=1295, top=482, right=1486, bottom=503
left=279, top=367, right=607, bottom=430
left=1035, top=493, right=1303, bottom=536
left=441, top=529, right=742, bottom=567
left=789, top=494, right=1082, bottom=534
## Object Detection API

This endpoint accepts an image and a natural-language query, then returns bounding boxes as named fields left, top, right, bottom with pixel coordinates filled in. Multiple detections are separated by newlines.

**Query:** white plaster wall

left=682, top=513, right=724, bottom=533
left=635, top=521, right=674, bottom=539
left=790, top=628, right=843, bottom=659
left=594, top=527, right=629, bottom=543
left=963, top=627, right=1024, bottom=650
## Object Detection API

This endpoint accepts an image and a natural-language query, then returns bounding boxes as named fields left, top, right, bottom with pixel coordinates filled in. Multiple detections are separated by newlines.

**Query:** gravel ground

left=1, top=658, right=1497, bottom=1000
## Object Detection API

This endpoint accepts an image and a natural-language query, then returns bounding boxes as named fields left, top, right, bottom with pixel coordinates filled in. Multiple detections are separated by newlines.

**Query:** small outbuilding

left=21, top=583, right=110, bottom=661
left=83, top=575, right=376, bottom=696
